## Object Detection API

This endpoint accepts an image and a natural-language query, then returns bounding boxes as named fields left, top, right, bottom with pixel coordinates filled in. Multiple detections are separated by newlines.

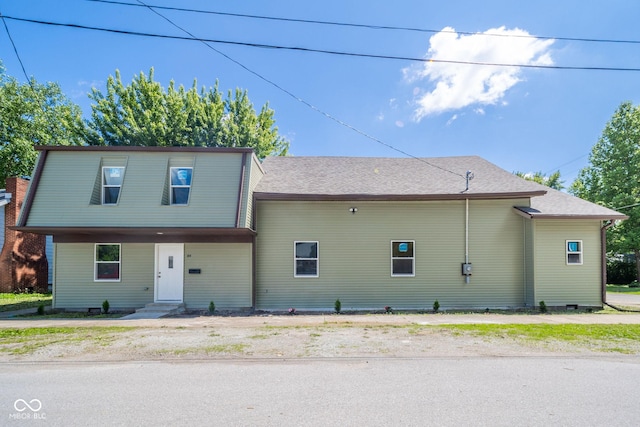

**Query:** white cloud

left=77, top=80, right=103, bottom=89
left=403, top=26, right=554, bottom=120
left=446, top=114, right=458, bottom=126
left=70, top=80, right=104, bottom=99
left=376, top=112, right=385, bottom=121
left=395, top=120, right=405, bottom=128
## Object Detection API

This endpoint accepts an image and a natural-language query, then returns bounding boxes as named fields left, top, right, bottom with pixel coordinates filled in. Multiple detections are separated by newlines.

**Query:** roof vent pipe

left=465, top=170, right=474, bottom=192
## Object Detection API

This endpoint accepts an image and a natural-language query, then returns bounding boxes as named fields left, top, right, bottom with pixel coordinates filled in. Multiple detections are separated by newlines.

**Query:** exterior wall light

left=349, top=207, right=358, bottom=214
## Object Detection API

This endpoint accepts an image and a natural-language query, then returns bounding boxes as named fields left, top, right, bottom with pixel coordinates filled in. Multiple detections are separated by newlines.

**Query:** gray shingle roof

left=255, top=155, right=627, bottom=220
left=517, top=187, right=627, bottom=219
left=256, top=155, right=545, bottom=198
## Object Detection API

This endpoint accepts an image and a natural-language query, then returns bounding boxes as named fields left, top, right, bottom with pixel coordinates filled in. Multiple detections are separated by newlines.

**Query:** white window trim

left=566, top=240, right=583, bottom=265
left=391, top=240, right=416, bottom=277
left=95, top=243, right=121, bottom=282
left=102, top=166, right=125, bottom=205
left=294, top=241, right=319, bottom=278
left=170, top=167, right=193, bottom=205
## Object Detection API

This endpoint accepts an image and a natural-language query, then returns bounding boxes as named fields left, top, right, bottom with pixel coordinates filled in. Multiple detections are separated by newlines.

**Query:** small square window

left=295, top=241, right=318, bottom=277
left=170, top=167, right=193, bottom=205
left=102, top=167, right=125, bottom=205
left=392, top=241, right=415, bottom=277
left=95, top=244, right=121, bottom=281
left=566, top=240, right=583, bottom=265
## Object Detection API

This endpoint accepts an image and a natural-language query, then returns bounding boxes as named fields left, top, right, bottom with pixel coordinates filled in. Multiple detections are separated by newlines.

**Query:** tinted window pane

left=172, top=188, right=190, bottom=205
left=103, top=187, right=120, bottom=204
left=296, top=260, right=317, bottom=276
left=97, top=263, right=120, bottom=280
left=97, top=245, right=120, bottom=262
left=568, top=254, right=581, bottom=264
left=171, top=168, right=192, bottom=186
left=393, top=259, right=414, bottom=275
left=392, top=242, right=414, bottom=258
left=296, top=242, right=317, bottom=258
left=103, top=167, right=124, bottom=186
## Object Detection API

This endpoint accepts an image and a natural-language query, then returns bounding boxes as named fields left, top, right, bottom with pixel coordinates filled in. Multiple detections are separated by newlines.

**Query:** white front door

left=155, top=244, right=184, bottom=302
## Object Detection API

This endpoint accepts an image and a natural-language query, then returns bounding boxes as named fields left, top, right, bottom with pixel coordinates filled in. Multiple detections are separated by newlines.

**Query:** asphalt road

left=3, top=356, right=639, bottom=426
left=606, top=292, right=640, bottom=309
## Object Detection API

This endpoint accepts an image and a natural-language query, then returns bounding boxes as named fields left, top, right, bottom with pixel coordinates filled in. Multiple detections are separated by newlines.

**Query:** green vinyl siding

left=241, top=155, right=264, bottom=229
left=532, top=219, right=602, bottom=306
left=26, top=151, right=248, bottom=228
left=183, top=243, right=252, bottom=309
left=523, top=218, right=536, bottom=307
left=53, top=243, right=154, bottom=309
left=54, top=242, right=252, bottom=310
left=256, top=199, right=527, bottom=310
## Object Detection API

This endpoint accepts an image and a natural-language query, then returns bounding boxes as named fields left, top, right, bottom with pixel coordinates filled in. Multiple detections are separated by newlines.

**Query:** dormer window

left=170, top=167, right=192, bottom=205
left=102, top=167, right=125, bottom=205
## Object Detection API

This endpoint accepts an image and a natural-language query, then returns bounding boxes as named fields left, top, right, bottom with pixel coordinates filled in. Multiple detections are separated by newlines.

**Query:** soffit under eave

left=254, top=190, right=546, bottom=202
left=511, top=207, right=628, bottom=221
left=9, top=226, right=256, bottom=236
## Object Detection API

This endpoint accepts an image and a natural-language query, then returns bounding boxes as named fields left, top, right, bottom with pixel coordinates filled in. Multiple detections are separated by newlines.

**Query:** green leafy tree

left=514, top=170, right=564, bottom=190
left=570, top=101, right=640, bottom=281
left=87, top=69, right=288, bottom=158
left=0, top=62, right=85, bottom=187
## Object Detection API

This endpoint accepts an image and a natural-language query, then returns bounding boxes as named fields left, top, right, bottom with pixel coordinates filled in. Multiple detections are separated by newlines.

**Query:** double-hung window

left=102, top=167, right=125, bottom=205
left=95, top=244, right=121, bottom=281
left=566, top=240, right=583, bottom=265
left=170, top=167, right=193, bottom=205
left=295, top=241, right=319, bottom=277
left=391, top=241, right=415, bottom=277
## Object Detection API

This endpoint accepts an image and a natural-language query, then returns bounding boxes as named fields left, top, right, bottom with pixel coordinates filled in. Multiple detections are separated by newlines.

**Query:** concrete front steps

left=120, top=303, right=185, bottom=320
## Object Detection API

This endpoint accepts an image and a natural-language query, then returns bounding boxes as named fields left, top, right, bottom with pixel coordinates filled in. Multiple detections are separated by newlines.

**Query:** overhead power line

left=86, top=0, right=640, bottom=46
left=543, top=153, right=589, bottom=176
left=0, top=11, right=30, bottom=82
left=130, top=0, right=464, bottom=178
left=3, top=15, right=640, bottom=72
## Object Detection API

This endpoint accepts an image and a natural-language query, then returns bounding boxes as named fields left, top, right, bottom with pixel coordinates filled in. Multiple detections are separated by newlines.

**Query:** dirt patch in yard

left=3, top=313, right=640, bottom=361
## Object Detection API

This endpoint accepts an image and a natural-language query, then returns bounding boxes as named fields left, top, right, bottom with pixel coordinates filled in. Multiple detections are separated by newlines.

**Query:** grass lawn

left=0, top=293, right=52, bottom=312
left=0, top=327, right=133, bottom=355
left=426, top=324, right=640, bottom=353
left=606, top=285, right=640, bottom=295
left=2, top=323, right=640, bottom=357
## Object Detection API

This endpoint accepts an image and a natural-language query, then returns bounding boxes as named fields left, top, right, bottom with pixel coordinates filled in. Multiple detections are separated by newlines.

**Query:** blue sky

left=1, top=0, right=640, bottom=186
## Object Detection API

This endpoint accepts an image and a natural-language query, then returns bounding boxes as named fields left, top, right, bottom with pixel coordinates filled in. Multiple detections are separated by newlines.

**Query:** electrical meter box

left=461, top=263, right=473, bottom=276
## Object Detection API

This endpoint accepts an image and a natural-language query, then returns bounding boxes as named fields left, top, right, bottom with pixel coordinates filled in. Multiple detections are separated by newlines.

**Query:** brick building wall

left=0, top=177, right=48, bottom=293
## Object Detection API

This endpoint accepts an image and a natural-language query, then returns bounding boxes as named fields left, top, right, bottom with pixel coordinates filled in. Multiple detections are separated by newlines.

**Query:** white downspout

left=462, top=170, right=474, bottom=284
